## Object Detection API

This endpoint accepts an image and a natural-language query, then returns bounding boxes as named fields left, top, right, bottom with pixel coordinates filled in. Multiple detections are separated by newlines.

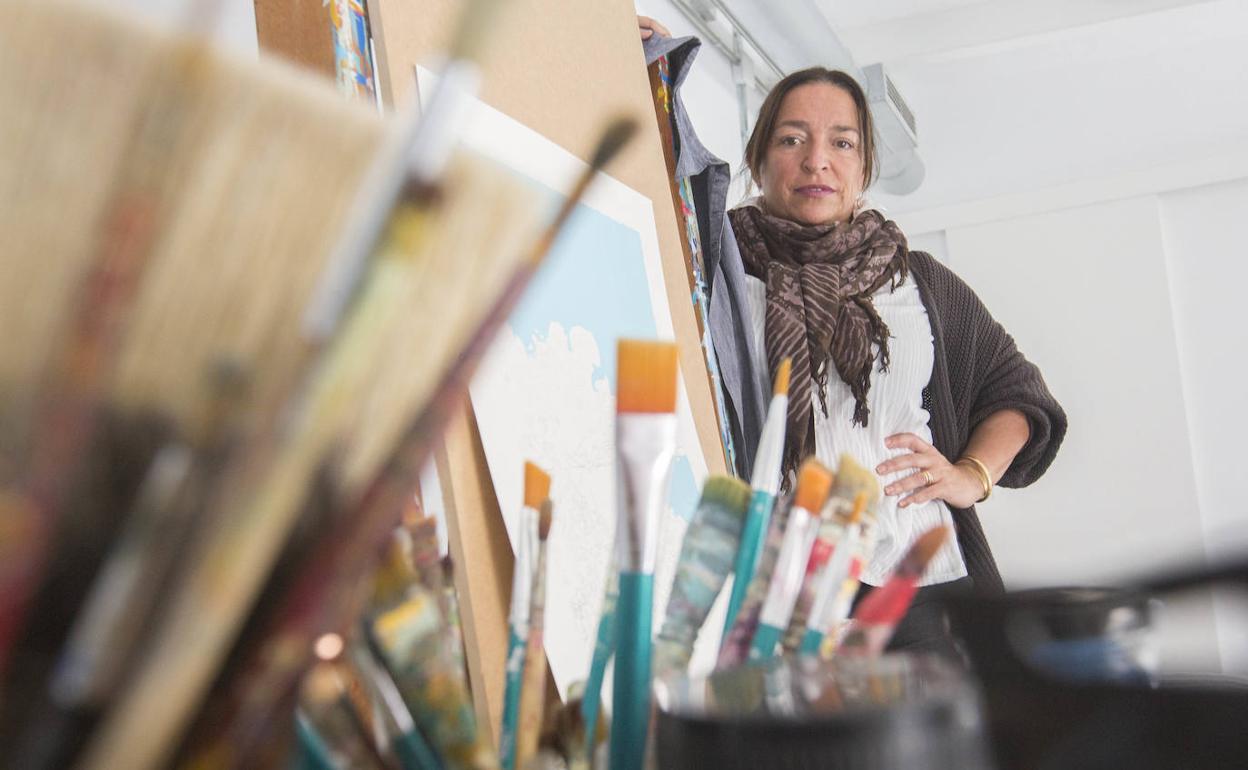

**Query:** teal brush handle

left=748, top=622, right=784, bottom=662
left=798, top=628, right=824, bottom=656
left=610, top=571, right=654, bottom=770
left=498, top=627, right=526, bottom=770
left=394, top=728, right=444, bottom=770
left=294, top=713, right=335, bottom=770
left=581, top=571, right=618, bottom=757
left=722, top=490, right=774, bottom=638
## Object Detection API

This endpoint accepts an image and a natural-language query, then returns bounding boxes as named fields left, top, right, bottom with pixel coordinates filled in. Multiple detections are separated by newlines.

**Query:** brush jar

left=654, top=653, right=992, bottom=770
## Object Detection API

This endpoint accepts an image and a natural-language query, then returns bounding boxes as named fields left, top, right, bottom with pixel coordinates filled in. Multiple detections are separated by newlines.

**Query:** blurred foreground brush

left=168, top=115, right=638, bottom=769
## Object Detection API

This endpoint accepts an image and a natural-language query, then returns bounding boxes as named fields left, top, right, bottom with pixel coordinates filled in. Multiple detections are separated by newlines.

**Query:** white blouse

left=742, top=271, right=968, bottom=587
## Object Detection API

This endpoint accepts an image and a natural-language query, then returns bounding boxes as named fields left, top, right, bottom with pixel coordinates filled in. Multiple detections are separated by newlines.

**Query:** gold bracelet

left=957, top=455, right=993, bottom=503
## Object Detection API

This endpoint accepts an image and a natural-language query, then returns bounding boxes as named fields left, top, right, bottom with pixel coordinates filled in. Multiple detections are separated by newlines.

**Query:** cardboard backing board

left=253, top=0, right=335, bottom=76
left=366, top=0, right=726, bottom=475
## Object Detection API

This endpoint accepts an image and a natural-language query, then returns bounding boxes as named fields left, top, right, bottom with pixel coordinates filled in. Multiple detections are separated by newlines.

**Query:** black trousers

left=851, top=576, right=975, bottom=662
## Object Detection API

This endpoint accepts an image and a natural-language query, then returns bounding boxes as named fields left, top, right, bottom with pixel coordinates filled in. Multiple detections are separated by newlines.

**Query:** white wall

left=1159, top=178, right=1248, bottom=673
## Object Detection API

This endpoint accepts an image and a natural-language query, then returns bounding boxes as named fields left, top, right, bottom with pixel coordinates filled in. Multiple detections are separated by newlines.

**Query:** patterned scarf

left=729, top=204, right=910, bottom=479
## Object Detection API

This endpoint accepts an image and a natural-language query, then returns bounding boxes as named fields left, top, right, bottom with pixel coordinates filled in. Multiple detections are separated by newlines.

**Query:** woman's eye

left=835, top=139, right=855, bottom=150
left=778, top=136, right=801, bottom=146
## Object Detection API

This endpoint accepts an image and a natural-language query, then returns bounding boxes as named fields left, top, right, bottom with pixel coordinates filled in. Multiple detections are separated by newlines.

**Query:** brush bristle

left=835, top=454, right=881, bottom=515
left=794, top=459, right=833, bottom=513
left=616, top=340, right=678, bottom=414
left=698, top=475, right=752, bottom=519
left=907, top=526, right=950, bottom=573
left=848, top=492, right=867, bottom=523
left=589, top=116, right=639, bottom=171
left=524, top=461, right=551, bottom=508
left=538, top=499, right=553, bottom=540
left=773, top=358, right=792, bottom=396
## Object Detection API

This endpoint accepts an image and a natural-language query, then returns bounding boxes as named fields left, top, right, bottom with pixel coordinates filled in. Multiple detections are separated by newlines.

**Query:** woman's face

left=758, top=82, right=864, bottom=227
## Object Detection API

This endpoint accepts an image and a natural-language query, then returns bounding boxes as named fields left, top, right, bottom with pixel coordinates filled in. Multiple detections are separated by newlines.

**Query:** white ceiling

left=819, top=0, right=1219, bottom=66
left=814, top=0, right=987, bottom=32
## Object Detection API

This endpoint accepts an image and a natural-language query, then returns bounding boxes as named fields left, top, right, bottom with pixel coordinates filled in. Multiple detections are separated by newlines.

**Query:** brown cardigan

left=908, top=251, right=1067, bottom=593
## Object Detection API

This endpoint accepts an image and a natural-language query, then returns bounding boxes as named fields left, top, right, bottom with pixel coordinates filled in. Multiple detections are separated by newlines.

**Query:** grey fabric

left=641, top=35, right=732, bottom=292
left=642, top=35, right=761, bottom=476
left=709, top=215, right=769, bottom=478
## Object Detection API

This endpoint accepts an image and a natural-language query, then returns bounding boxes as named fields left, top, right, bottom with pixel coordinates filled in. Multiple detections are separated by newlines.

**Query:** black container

left=655, top=653, right=992, bottom=770
left=945, top=575, right=1248, bottom=770
left=990, top=586, right=1157, bottom=684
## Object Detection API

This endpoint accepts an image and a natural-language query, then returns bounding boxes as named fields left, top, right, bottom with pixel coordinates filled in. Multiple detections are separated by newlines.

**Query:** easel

left=254, top=0, right=728, bottom=745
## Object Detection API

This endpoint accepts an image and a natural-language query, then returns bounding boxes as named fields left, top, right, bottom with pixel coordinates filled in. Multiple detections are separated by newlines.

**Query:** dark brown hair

left=744, top=67, right=877, bottom=192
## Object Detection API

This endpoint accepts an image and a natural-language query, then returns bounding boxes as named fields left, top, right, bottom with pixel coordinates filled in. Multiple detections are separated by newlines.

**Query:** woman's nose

left=801, top=147, right=830, bottom=173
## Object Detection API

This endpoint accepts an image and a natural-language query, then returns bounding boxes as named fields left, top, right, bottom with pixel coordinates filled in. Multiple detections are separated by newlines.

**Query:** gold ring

left=922, top=470, right=934, bottom=486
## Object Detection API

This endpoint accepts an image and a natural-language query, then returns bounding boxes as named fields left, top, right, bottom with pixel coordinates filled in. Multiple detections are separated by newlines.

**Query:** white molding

left=895, top=143, right=1248, bottom=236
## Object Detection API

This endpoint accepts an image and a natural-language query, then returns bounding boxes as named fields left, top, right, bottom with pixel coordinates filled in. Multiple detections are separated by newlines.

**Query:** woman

left=711, top=67, right=1067, bottom=657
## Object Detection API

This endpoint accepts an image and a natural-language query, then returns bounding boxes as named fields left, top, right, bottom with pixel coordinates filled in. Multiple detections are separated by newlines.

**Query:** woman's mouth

left=795, top=185, right=836, bottom=197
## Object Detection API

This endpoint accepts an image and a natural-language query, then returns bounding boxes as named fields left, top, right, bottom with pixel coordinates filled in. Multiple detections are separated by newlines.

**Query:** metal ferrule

left=749, top=394, right=787, bottom=493
left=508, top=506, right=536, bottom=628
left=811, top=522, right=862, bottom=631
left=614, top=413, right=678, bottom=574
left=759, top=505, right=816, bottom=628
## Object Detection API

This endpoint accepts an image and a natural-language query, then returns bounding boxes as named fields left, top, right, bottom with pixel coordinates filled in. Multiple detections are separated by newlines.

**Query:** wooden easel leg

left=436, top=400, right=514, bottom=747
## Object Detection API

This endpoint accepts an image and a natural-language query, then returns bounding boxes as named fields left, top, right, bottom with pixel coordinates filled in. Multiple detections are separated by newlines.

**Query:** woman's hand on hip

left=876, top=433, right=984, bottom=509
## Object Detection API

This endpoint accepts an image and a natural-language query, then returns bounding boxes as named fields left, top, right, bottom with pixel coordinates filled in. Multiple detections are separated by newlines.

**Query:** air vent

left=860, top=63, right=924, bottom=194
left=862, top=63, right=918, bottom=146
left=885, top=75, right=917, bottom=138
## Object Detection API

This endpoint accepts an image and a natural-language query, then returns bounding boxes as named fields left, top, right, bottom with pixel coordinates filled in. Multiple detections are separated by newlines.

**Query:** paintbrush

left=3, top=5, right=388, bottom=764
left=748, top=460, right=834, bottom=661
left=404, top=510, right=446, bottom=609
left=120, top=117, right=635, bottom=770
left=780, top=480, right=850, bottom=652
left=515, top=499, right=553, bottom=770
left=364, top=581, right=493, bottom=769
left=500, top=462, right=550, bottom=770
left=344, top=633, right=444, bottom=770
left=4, top=362, right=249, bottom=770
left=49, top=360, right=248, bottom=705
left=722, top=358, right=791, bottom=639
left=543, top=690, right=590, bottom=770
left=653, top=475, right=752, bottom=678
left=797, top=492, right=867, bottom=656
left=173, top=111, right=635, bottom=768
left=714, top=491, right=791, bottom=671
left=298, top=658, right=395, bottom=770
left=578, top=567, right=616, bottom=763
left=609, top=340, right=680, bottom=770
left=836, top=526, right=950, bottom=658
left=797, top=456, right=882, bottom=655
left=0, top=0, right=226, bottom=676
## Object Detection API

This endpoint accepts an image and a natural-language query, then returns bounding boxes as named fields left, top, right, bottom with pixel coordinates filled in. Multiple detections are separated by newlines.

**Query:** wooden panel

left=366, top=0, right=728, bottom=475
left=435, top=403, right=514, bottom=743
left=253, top=0, right=335, bottom=77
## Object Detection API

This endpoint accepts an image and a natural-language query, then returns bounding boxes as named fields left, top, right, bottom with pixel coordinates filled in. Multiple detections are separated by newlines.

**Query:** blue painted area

left=668, top=455, right=699, bottom=522
left=507, top=180, right=655, bottom=388
left=502, top=174, right=703, bottom=522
